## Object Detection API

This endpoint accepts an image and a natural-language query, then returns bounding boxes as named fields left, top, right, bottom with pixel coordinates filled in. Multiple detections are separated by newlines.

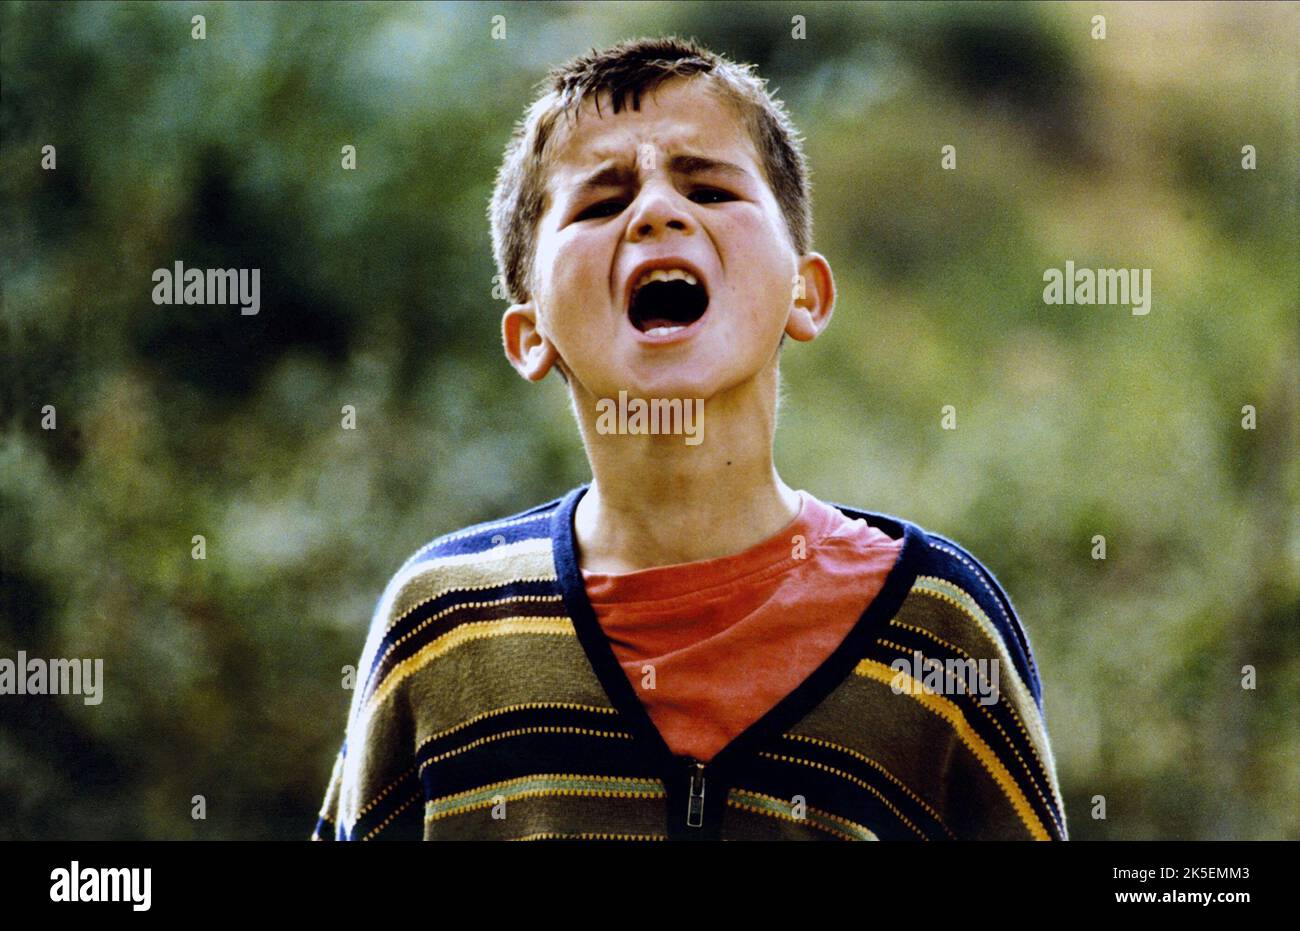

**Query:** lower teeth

left=644, top=325, right=685, bottom=337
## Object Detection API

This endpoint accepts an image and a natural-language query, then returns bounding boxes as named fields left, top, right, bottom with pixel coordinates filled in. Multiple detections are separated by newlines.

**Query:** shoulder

left=351, top=492, right=570, bottom=702
left=834, top=501, right=1045, bottom=711
left=325, top=492, right=575, bottom=840
left=394, top=493, right=566, bottom=574
left=907, top=521, right=1043, bottom=710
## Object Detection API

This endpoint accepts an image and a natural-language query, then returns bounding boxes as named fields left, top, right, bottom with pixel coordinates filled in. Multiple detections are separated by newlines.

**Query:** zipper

left=685, top=759, right=707, bottom=828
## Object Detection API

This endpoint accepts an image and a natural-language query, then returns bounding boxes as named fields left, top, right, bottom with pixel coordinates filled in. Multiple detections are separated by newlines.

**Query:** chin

left=611, top=355, right=725, bottom=402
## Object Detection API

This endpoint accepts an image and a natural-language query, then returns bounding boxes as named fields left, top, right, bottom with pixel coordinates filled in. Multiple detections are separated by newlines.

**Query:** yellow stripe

left=368, top=593, right=564, bottom=688
left=361, top=616, right=575, bottom=717
left=856, top=658, right=1051, bottom=840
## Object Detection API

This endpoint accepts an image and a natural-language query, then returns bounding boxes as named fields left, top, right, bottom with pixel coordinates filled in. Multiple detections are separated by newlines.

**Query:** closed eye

left=690, top=187, right=737, bottom=204
left=575, top=199, right=626, bottom=221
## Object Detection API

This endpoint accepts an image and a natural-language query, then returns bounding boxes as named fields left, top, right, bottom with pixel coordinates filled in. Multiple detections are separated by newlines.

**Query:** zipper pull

left=686, top=760, right=706, bottom=828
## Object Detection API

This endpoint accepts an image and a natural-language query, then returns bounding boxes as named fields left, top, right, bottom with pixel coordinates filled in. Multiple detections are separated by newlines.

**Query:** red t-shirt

left=580, top=491, right=904, bottom=762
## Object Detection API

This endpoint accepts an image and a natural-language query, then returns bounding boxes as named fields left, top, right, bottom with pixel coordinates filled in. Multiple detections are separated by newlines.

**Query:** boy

left=314, top=36, right=1067, bottom=841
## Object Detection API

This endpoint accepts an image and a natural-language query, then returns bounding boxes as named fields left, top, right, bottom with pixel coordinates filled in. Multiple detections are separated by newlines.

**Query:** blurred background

left=1, top=0, right=1296, bottom=840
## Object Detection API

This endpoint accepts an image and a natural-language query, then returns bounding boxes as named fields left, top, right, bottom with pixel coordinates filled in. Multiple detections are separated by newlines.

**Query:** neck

left=570, top=364, right=801, bottom=573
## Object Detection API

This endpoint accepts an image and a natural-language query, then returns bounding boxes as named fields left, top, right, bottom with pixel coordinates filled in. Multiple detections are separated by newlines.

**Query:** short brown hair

left=488, top=36, right=812, bottom=305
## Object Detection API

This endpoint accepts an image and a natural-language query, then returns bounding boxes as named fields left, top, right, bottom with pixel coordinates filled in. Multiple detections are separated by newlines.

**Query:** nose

left=625, top=178, right=695, bottom=243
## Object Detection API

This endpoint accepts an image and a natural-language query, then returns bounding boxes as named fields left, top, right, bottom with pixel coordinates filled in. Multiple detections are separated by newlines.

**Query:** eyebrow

left=569, top=153, right=751, bottom=198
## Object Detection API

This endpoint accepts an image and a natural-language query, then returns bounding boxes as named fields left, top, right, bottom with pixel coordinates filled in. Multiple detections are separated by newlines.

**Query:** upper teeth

left=633, top=267, right=698, bottom=293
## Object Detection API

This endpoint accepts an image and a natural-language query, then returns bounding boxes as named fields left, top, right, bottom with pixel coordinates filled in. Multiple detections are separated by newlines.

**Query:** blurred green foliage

left=1, top=1, right=1296, bottom=839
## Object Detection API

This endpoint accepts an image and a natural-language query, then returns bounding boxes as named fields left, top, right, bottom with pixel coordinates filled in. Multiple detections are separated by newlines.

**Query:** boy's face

left=505, top=76, right=832, bottom=403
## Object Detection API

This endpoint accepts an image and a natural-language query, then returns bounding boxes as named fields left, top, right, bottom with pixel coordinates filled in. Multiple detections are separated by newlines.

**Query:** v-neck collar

left=549, top=483, right=925, bottom=786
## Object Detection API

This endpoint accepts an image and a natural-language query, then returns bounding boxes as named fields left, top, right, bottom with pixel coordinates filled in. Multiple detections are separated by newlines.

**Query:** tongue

left=639, top=316, right=682, bottom=330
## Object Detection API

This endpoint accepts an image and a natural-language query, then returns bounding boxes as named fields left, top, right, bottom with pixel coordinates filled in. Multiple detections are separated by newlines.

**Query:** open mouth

left=628, top=269, right=710, bottom=337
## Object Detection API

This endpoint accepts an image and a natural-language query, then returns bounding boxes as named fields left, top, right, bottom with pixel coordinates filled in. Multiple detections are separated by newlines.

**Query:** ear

left=503, top=300, right=559, bottom=381
left=784, top=252, right=835, bottom=342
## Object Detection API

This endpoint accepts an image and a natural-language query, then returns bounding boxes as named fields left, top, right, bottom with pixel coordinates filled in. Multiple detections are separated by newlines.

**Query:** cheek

left=725, top=212, right=790, bottom=282
left=571, top=238, right=619, bottom=307
left=731, top=249, right=792, bottom=317
left=542, top=231, right=615, bottom=337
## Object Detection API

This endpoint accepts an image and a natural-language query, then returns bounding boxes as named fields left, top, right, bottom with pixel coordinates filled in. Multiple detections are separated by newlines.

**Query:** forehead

left=544, top=78, right=760, bottom=192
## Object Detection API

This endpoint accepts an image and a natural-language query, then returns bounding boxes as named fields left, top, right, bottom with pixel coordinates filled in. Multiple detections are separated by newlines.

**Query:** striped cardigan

left=313, top=485, right=1068, bottom=841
